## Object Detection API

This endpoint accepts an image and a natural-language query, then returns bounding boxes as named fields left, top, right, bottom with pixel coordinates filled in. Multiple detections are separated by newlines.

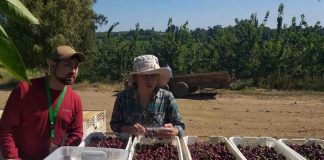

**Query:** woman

left=110, top=55, right=185, bottom=138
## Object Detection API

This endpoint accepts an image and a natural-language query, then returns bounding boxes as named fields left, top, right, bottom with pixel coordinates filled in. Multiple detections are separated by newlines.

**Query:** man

left=110, top=55, right=185, bottom=138
left=0, top=46, right=86, bottom=159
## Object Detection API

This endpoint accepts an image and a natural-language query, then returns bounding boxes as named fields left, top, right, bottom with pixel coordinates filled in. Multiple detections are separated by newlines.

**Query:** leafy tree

left=0, top=0, right=39, bottom=82
left=2, top=0, right=97, bottom=69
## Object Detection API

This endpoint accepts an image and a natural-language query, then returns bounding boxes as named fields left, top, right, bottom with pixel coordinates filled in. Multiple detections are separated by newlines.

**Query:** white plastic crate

left=279, top=138, right=324, bottom=160
left=229, top=136, right=302, bottom=160
left=79, top=132, right=132, bottom=151
left=44, top=146, right=128, bottom=160
left=128, top=136, right=183, bottom=160
left=181, top=136, right=246, bottom=160
left=82, top=110, right=106, bottom=139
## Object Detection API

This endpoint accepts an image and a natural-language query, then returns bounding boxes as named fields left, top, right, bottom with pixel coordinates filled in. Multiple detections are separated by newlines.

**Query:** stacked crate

left=82, top=110, right=106, bottom=139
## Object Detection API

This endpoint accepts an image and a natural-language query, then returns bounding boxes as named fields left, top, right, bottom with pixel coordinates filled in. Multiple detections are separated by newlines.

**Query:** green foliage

left=0, top=0, right=39, bottom=24
left=0, top=67, right=44, bottom=84
left=0, top=26, right=27, bottom=81
left=2, top=0, right=97, bottom=69
left=91, top=3, right=323, bottom=90
left=0, top=0, right=39, bottom=82
left=1, top=2, right=323, bottom=91
left=230, top=79, right=254, bottom=90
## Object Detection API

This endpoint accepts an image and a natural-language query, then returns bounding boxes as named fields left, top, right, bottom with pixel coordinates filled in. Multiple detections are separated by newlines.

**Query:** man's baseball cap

left=50, top=45, right=86, bottom=62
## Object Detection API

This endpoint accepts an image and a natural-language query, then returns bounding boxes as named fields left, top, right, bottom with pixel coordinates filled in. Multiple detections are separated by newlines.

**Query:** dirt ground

left=0, top=87, right=323, bottom=140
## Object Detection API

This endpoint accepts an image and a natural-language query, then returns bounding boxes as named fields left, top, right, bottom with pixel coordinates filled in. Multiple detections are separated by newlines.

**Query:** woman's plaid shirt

left=110, top=86, right=185, bottom=137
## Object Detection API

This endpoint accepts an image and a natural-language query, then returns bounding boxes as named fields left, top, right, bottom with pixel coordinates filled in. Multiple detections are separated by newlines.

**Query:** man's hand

left=155, top=123, right=179, bottom=138
left=49, top=143, right=58, bottom=154
left=120, top=123, right=146, bottom=136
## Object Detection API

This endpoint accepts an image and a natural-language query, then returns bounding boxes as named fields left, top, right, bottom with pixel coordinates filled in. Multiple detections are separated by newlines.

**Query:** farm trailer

left=167, top=72, right=232, bottom=97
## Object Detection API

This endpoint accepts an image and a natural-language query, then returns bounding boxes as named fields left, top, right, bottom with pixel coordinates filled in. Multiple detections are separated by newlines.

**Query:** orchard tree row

left=1, top=2, right=323, bottom=90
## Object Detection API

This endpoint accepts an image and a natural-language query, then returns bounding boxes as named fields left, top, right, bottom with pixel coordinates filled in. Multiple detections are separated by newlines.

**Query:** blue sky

left=93, top=0, right=324, bottom=32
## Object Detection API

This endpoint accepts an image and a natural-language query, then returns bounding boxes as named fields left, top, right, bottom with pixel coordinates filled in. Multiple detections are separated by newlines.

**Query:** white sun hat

left=127, top=55, right=172, bottom=87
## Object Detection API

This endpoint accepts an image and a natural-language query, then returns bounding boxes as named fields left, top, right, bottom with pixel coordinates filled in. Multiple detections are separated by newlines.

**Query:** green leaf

left=0, top=25, right=29, bottom=82
left=0, top=0, right=39, bottom=24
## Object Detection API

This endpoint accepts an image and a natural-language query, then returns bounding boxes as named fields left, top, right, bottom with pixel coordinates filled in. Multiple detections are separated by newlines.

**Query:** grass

left=0, top=68, right=45, bottom=83
left=0, top=68, right=45, bottom=90
left=0, top=67, right=126, bottom=92
left=0, top=68, right=17, bottom=84
left=0, top=68, right=20, bottom=90
left=224, top=87, right=324, bottom=97
left=73, top=81, right=124, bottom=92
left=1, top=68, right=323, bottom=96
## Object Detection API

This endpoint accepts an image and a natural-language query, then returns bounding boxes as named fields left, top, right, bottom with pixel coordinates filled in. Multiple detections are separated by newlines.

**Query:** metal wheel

left=174, top=82, right=189, bottom=97
left=189, top=87, right=199, bottom=93
left=160, top=84, right=169, bottom=91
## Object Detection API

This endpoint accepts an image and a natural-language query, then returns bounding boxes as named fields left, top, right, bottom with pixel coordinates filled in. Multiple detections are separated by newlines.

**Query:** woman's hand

left=155, top=123, right=179, bottom=138
left=120, top=123, right=146, bottom=136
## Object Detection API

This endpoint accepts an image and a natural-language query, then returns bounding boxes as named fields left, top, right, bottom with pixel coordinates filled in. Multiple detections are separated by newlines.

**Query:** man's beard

left=54, top=72, right=74, bottom=85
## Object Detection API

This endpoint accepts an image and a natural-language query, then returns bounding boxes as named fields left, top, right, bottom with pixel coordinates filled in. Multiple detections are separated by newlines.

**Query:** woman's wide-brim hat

left=127, top=55, right=171, bottom=87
